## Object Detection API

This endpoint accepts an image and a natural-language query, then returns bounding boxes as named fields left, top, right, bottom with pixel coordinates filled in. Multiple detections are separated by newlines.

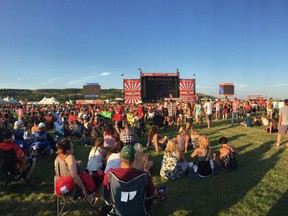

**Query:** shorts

left=206, top=114, right=212, bottom=121
left=278, top=125, right=288, bottom=135
left=186, top=117, right=193, bottom=124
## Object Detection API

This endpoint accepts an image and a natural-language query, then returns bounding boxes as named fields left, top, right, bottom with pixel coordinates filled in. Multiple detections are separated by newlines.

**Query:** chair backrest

left=13, top=129, right=25, bottom=141
left=0, top=148, right=17, bottom=175
left=108, top=172, right=148, bottom=216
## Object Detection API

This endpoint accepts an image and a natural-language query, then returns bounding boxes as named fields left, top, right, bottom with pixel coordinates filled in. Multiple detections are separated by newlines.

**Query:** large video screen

left=141, top=76, right=179, bottom=102
left=219, top=84, right=234, bottom=95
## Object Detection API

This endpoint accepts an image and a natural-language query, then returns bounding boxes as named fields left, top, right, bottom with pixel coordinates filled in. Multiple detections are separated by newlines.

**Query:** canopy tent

left=37, top=97, right=47, bottom=104
left=4, top=97, right=20, bottom=104
left=37, top=97, right=59, bottom=104
left=0, top=97, right=7, bottom=104
left=48, top=97, right=59, bottom=104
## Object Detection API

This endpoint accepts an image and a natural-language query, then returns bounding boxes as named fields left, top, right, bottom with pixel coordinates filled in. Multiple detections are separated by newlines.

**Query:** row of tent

left=0, top=97, right=20, bottom=104
left=0, top=96, right=60, bottom=105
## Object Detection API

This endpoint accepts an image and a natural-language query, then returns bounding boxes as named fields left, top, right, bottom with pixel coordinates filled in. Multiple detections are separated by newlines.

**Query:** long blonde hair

left=198, top=135, right=209, bottom=148
left=134, top=143, right=144, bottom=155
left=165, top=139, right=178, bottom=155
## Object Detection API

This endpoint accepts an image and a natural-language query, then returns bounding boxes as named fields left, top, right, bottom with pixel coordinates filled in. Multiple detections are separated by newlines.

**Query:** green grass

left=1, top=119, right=288, bottom=216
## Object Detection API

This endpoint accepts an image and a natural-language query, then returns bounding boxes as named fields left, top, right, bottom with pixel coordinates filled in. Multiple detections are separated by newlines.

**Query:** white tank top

left=87, top=147, right=103, bottom=171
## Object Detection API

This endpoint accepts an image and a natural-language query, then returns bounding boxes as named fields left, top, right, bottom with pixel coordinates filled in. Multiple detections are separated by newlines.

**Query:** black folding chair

left=107, top=172, right=150, bottom=216
left=0, top=149, right=21, bottom=187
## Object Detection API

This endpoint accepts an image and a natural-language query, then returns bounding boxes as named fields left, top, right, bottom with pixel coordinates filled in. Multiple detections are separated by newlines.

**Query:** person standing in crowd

left=203, top=99, right=213, bottom=128
left=222, top=102, right=229, bottom=120
left=167, top=100, right=175, bottom=129
left=162, top=101, right=169, bottom=130
left=136, top=100, right=145, bottom=137
left=214, top=100, right=221, bottom=120
left=266, top=97, right=274, bottom=119
left=231, top=98, right=240, bottom=126
left=275, top=99, right=288, bottom=147
left=16, top=105, right=25, bottom=122
left=185, top=102, right=193, bottom=131
left=245, top=101, right=252, bottom=117
left=175, top=101, right=184, bottom=127
left=193, top=100, right=203, bottom=128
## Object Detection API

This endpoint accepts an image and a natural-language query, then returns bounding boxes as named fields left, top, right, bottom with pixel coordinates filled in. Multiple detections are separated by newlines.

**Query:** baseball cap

left=82, top=114, right=88, bottom=119
left=14, top=121, right=22, bottom=128
left=38, top=122, right=46, bottom=128
left=120, top=145, right=136, bottom=162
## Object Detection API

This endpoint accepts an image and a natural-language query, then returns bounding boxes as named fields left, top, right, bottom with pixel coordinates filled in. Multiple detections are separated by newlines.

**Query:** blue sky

left=0, top=0, right=287, bottom=99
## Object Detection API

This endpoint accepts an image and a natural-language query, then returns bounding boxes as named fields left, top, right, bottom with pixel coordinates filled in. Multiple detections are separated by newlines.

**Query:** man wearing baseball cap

left=103, top=145, right=157, bottom=212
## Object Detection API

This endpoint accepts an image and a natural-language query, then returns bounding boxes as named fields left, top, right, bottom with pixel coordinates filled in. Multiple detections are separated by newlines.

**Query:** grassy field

left=1, top=119, right=288, bottom=216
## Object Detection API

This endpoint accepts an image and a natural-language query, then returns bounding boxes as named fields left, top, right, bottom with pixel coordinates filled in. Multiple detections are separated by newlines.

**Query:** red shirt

left=137, top=106, right=144, bottom=121
left=0, top=141, right=25, bottom=159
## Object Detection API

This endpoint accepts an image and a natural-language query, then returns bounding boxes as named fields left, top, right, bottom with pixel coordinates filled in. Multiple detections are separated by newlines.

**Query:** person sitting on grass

left=160, top=138, right=188, bottom=180
left=218, top=136, right=239, bottom=170
left=266, top=117, right=278, bottom=134
left=146, top=126, right=168, bottom=153
left=133, top=143, right=153, bottom=173
left=190, top=128, right=200, bottom=151
left=176, top=126, right=189, bottom=153
left=189, top=135, right=215, bottom=178
left=261, top=114, right=270, bottom=131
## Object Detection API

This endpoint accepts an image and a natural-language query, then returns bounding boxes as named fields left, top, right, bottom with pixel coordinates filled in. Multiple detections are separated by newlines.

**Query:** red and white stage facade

left=124, top=72, right=196, bottom=104
left=123, top=79, right=141, bottom=104
left=179, top=79, right=196, bottom=100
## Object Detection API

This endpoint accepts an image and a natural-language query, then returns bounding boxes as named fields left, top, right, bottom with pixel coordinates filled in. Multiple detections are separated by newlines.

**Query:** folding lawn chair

left=56, top=186, right=96, bottom=216
left=0, top=148, right=21, bottom=187
left=106, top=172, right=150, bottom=216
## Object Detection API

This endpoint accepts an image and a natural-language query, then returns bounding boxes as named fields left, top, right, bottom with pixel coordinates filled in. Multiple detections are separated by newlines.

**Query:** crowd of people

left=0, top=96, right=287, bottom=213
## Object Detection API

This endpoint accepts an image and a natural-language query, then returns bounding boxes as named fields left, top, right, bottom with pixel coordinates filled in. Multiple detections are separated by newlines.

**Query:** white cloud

left=90, top=65, right=100, bottom=68
left=274, top=83, right=288, bottom=87
left=41, top=77, right=61, bottom=86
left=235, top=84, right=248, bottom=88
left=197, top=85, right=215, bottom=89
left=66, top=72, right=111, bottom=86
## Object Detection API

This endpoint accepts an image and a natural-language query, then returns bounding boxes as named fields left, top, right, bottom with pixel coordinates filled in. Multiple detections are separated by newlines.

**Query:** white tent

left=10, top=97, right=20, bottom=104
left=4, top=97, right=20, bottom=104
left=47, top=97, right=59, bottom=104
left=38, top=97, right=59, bottom=104
left=37, top=97, right=48, bottom=104
left=0, top=97, right=7, bottom=104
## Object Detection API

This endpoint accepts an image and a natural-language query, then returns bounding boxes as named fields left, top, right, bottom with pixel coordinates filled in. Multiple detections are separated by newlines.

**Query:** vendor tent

left=48, top=97, right=59, bottom=104
left=0, top=97, right=7, bottom=104
left=38, top=97, right=59, bottom=104
left=4, top=97, right=20, bottom=104
left=37, top=97, right=48, bottom=104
